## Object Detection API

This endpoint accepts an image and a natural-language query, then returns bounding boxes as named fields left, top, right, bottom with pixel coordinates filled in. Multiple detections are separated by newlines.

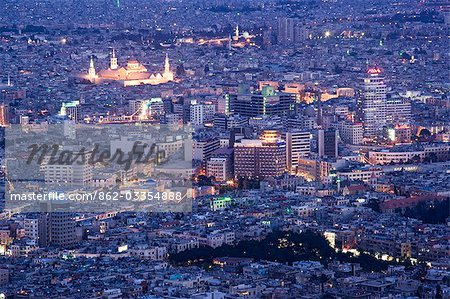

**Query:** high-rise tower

left=318, top=128, right=338, bottom=158
left=278, top=18, right=295, bottom=44
left=358, top=68, right=387, bottom=137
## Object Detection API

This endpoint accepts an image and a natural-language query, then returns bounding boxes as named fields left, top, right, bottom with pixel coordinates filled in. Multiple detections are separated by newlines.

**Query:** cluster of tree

left=169, top=231, right=409, bottom=272
left=22, top=25, right=47, bottom=33
left=365, top=197, right=382, bottom=213
left=195, top=175, right=214, bottom=186
left=236, top=177, right=260, bottom=189
left=397, top=199, right=449, bottom=224
left=377, top=11, right=444, bottom=24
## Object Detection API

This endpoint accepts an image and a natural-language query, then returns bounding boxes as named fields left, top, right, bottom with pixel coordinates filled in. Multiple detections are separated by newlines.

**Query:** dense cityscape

left=0, top=0, right=449, bottom=298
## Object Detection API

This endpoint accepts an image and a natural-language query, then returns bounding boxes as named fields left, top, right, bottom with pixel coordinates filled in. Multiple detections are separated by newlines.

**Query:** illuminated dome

left=84, top=51, right=175, bottom=87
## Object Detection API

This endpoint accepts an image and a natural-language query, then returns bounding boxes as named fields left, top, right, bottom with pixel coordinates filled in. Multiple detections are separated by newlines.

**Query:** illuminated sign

left=367, top=68, right=382, bottom=75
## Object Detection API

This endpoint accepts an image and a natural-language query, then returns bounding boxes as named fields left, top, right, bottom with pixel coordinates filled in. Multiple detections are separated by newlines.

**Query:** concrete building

left=192, top=136, right=221, bottom=162
left=368, top=143, right=450, bottom=164
left=23, top=218, right=39, bottom=241
left=278, top=17, right=295, bottom=44
left=282, top=130, right=311, bottom=172
left=38, top=210, right=77, bottom=248
left=318, top=128, right=339, bottom=158
left=190, top=101, right=215, bottom=126
left=234, top=130, right=286, bottom=179
left=334, top=121, right=364, bottom=145
left=206, top=149, right=234, bottom=182
left=227, top=86, right=296, bottom=118
left=358, top=68, right=387, bottom=137
left=386, top=98, right=412, bottom=125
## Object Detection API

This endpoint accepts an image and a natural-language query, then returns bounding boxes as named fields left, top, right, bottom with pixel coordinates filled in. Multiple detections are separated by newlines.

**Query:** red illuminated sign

left=367, top=68, right=382, bottom=74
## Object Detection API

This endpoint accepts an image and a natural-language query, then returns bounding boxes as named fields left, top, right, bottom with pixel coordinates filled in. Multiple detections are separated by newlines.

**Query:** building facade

left=234, top=130, right=286, bottom=179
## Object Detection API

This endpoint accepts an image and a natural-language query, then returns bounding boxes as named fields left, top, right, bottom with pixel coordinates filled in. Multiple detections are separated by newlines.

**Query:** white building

left=190, top=101, right=215, bottom=126
left=206, top=157, right=232, bottom=181
left=358, top=68, right=387, bottom=137
left=23, top=218, right=39, bottom=241
left=44, top=162, right=93, bottom=188
left=386, top=98, right=412, bottom=124
left=129, top=245, right=167, bottom=260
left=192, top=137, right=220, bottom=162
left=368, top=143, right=450, bottom=165
left=282, top=130, right=311, bottom=172
left=334, top=121, right=364, bottom=145
left=337, top=167, right=383, bottom=183
left=10, top=242, right=38, bottom=257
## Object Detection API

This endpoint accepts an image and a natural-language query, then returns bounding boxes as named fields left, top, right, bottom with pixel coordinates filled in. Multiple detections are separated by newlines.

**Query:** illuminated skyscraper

left=358, top=68, right=387, bottom=137
left=0, top=104, right=9, bottom=127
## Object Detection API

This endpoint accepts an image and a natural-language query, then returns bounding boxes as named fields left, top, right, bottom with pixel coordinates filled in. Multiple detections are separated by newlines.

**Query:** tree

left=412, top=155, right=421, bottom=163
left=365, top=198, right=382, bottom=212
left=176, top=64, right=185, bottom=76
left=419, top=128, right=431, bottom=138
left=196, top=175, right=213, bottom=186
left=436, top=284, right=443, bottom=299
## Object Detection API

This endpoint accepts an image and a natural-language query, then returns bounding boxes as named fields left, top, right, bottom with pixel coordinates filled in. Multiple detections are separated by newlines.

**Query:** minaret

left=227, top=35, right=232, bottom=51
left=233, top=25, right=239, bottom=41
left=110, top=48, right=118, bottom=70
left=163, top=53, right=173, bottom=81
left=7, top=74, right=11, bottom=86
left=164, top=53, right=170, bottom=74
left=88, top=56, right=96, bottom=83
left=315, top=88, right=323, bottom=128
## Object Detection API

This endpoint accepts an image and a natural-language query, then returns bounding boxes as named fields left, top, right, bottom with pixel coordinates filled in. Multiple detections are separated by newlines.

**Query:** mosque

left=86, top=50, right=174, bottom=87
